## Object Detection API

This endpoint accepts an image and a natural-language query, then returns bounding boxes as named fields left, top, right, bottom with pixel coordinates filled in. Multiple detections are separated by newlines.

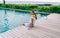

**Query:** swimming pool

left=0, top=9, right=48, bottom=33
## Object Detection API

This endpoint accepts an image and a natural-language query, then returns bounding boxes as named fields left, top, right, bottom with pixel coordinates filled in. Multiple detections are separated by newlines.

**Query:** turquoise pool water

left=0, top=9, right=48, bottom=33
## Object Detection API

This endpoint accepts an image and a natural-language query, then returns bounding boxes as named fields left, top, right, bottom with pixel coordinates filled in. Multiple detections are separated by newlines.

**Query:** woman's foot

left=21, top=23, right=25, bottom=26
left=28, top=27, right=32, bottom=30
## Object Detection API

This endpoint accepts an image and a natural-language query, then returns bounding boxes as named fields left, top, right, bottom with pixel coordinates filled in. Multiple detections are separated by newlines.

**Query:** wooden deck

left=0, top=13, right=60, bottom=38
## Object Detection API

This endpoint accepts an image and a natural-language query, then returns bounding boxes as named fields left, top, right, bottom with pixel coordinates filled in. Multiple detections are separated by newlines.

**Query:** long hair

left=31, top=10, right=37, bottom=20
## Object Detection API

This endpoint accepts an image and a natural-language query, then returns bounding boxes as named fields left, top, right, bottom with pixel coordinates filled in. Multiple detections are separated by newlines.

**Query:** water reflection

left=0, top=10, right=9, bottom=33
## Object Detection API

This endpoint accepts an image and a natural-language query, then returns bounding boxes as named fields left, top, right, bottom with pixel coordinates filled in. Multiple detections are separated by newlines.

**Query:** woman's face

left=30, top=11, right=35, bottom=15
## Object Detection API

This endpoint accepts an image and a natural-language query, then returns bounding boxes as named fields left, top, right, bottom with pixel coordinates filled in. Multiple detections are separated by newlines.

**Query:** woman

left=30, top=10, right=37, bottom=27
left=22, top=10, right=37, bottom=30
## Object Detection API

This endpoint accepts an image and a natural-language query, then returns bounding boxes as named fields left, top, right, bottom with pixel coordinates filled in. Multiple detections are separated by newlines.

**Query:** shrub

left=0, top=4, right=60, bottom=13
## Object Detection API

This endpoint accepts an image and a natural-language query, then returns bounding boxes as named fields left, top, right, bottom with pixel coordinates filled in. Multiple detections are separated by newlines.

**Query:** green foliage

left=37, top=6, right=60, bottom=13
left=50, top=6, right=60, bottom=13
left=14, top=4, right=38, bottom=10
left=0, top=4, right=60, bottom=13
left=0, top=4, right=2, bottom=6
left=0, top=4, right=3, bottom=7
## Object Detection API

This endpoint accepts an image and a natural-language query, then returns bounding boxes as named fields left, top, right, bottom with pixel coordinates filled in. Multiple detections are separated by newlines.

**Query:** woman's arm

left=30, top=18, right=34, bottom=27
left=31, top=18, right=34, bottom=24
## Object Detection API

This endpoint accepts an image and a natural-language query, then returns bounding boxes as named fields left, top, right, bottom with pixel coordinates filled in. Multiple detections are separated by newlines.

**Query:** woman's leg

left=27, top=23, right=34, bottom=30
left=28, top=27, right=32, bottom=30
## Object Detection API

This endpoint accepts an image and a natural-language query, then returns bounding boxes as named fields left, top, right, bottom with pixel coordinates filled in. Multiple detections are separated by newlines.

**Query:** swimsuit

left=25, top=23, right=30, bottom=28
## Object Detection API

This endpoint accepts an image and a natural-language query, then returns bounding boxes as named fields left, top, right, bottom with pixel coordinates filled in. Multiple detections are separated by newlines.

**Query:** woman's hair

left=30, top=10, right=37, bottom=20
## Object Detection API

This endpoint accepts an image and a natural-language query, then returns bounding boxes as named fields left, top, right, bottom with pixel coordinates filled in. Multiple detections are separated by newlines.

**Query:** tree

left=3, top=0, right=5, bottom=4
